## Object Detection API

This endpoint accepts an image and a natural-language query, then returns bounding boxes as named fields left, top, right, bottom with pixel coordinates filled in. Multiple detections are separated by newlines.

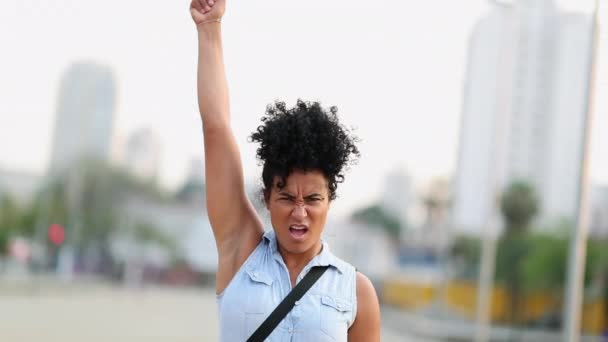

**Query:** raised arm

left=190, top=0, right=264, bottom=294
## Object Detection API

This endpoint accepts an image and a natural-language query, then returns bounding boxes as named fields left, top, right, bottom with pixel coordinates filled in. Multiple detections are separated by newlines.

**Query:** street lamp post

left=562, top=1, right=601, bottom=341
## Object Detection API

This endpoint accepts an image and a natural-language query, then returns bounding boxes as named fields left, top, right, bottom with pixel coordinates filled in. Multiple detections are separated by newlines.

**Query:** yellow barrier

left=382, top=279, right=606, bottom=334
left=383, top=280, right=436, bottom=310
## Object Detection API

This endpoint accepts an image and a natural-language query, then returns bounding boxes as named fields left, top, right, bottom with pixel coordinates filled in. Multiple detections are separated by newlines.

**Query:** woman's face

left=266, top=169, right=330, bottom=256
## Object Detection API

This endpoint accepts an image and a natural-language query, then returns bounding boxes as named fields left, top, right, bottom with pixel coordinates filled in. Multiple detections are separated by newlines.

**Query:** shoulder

left=348, top=272, right=381, bottom=341
left=355, top=272, right=379, bottom=310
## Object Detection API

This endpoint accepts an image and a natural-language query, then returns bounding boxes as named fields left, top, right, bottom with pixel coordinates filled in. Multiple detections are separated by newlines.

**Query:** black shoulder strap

left=246, top=265, right=330, bottom=342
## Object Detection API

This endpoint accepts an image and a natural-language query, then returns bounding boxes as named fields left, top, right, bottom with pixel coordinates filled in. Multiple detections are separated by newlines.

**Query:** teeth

left=290, top=225, right=307, bottom=230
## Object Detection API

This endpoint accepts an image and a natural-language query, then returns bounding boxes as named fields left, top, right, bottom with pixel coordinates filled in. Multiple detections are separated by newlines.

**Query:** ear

left=263, top=189, right=270, bottom=210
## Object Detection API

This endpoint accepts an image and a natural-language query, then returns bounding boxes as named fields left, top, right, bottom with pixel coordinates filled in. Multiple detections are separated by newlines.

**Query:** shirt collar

left=263, top=229, right=345, bottom=274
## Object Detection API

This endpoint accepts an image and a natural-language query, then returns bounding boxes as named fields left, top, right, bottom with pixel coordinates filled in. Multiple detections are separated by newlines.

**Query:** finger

left=196, top=0, right=208, bottom=11
left=190, top=7, right=206, bottom=22
left=193, top=0, right=211, bottom=14
left=206, top=0, right=215, bottom=6
left=190, top=0, right=203, bottom=12
left=190, top=8, right=207, bottom=24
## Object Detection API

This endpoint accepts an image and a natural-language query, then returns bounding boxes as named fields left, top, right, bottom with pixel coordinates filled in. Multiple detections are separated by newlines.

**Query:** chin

left=278, top=236, right=314, bottom=254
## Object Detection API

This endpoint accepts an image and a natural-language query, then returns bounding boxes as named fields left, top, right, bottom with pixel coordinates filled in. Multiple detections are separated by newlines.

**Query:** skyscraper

left=123, top=128, right=162, bottom=182
left=49, top=62, right=116, bottom=173
left=452, top=0, right=593, bottom=232
left=381, top=167, right=412, bottom=229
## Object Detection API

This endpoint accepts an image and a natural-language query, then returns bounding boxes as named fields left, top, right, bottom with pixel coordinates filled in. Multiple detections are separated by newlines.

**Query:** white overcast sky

left=0, top=0, right=605, bottom=217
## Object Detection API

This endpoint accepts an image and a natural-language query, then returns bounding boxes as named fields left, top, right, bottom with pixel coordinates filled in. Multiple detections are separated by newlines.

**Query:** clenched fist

left=190, top=0, right=225, bottom=25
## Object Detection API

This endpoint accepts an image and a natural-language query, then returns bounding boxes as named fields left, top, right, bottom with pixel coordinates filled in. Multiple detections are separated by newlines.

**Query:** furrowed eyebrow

left=277, top=192, right=295, bottom=199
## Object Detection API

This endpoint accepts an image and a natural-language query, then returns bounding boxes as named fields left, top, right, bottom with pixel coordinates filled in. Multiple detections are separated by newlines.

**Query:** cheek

left=309, top=205, right=329, bottom=222
left=268, top=204, right=291, bottom=220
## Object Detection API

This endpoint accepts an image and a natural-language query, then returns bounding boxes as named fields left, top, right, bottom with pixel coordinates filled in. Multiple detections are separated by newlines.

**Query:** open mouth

left=289, top=225, right=309, bottom=240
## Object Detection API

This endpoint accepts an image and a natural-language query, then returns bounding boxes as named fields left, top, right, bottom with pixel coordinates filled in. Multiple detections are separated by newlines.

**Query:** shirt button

left=288, top=327, right=293, bottom=333
left=294, top=300, right=299, bottom=306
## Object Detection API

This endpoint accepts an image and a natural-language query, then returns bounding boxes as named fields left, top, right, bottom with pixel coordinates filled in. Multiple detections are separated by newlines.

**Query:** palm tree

left=499, top=180, right=539, bottom=325
left=500, top=181, right=539, bottom=234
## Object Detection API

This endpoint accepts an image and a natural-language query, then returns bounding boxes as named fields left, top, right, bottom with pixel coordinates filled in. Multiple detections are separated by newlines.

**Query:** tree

left=351, top=204, right=402, bottom=240
left=520, top=234, right=568, bottom=291
left=500, top=181, right=539, bottom=235
left=0, top=194, right=22, bottom=256
left=450, top=235, right=482, bottom=279
left=26, top=159, right=171, bottom=272
left=0, top=224, right=9, bottom=257
left=48, top=159, right=169, bottom=248
left=498, top=180, right=539, bottom=325
left=134, top=222, right=176, bottom=252
left=0, top=194, right=20, bottom=229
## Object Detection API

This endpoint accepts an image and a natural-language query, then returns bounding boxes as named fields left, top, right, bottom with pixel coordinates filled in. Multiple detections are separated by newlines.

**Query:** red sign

left=48, top=224, right=65, bottom=246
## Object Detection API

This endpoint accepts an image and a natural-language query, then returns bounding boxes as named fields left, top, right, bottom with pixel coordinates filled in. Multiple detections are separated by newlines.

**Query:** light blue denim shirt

left=217, top=230, right=357, bottom=342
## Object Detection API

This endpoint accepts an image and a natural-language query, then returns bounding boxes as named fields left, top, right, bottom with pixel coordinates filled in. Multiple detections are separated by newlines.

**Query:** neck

left=278, top=241, right=323, bottom=278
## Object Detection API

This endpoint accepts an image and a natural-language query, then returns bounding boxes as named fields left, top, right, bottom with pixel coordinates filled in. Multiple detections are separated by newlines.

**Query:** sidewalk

left=0, top=277, right=423, bottom=341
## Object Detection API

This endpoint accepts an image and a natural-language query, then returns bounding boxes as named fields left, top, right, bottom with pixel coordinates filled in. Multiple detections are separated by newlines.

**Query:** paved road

left=0, top=283, right=424, bottom=341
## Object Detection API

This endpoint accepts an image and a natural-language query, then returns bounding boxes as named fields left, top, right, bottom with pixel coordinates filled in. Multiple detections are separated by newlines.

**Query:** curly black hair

left=250, top=99, right=360, bottom=201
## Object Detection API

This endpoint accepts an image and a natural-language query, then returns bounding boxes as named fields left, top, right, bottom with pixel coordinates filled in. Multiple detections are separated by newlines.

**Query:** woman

left=189, top=1, right=381, bottom=341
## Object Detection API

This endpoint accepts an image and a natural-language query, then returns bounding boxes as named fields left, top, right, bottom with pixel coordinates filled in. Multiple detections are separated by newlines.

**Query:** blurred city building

left=122, top=128, right=162, bottom=182
left=108, top=153, right=214, bottom=278
left=381, top=167, right=413, bottom=231
left=452, top=0, right=593, bottom=233
left=325, top=219, right=397, bottom=281
left=175, top=157, right=205, bottom=203
left=589, top=184, right=608, bottom=237
left=0, top=168, right=41, bottom=204
left=112, top=192, right=216, bottom=278
left=49, top=61, right=116, bottom=174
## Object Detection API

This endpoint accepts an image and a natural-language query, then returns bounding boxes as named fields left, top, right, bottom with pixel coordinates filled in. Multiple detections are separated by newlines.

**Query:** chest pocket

left=320, top=295, right=352, bottom=341
left=244, top=268, right=275, bottom=339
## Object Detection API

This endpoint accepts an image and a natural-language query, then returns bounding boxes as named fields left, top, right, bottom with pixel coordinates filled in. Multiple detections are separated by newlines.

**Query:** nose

left=291, top=202, right=308, bottom=219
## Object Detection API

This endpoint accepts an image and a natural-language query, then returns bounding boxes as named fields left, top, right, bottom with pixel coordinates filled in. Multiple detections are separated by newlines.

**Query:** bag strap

left=246, top=265, right=329, bottom=342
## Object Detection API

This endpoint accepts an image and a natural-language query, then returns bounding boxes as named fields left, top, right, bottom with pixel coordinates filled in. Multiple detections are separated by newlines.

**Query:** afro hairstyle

left=249, top=99, right=360, bottom=201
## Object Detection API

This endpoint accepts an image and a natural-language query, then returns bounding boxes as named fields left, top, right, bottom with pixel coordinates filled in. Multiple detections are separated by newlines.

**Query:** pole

left=474, top=6, right=515, bottom=340
left=562, top=1, right=600, bottom=341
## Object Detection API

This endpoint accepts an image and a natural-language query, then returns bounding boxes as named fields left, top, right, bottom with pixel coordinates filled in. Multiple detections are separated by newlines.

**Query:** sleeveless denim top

left=217, top=230, right=357, bottom=341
